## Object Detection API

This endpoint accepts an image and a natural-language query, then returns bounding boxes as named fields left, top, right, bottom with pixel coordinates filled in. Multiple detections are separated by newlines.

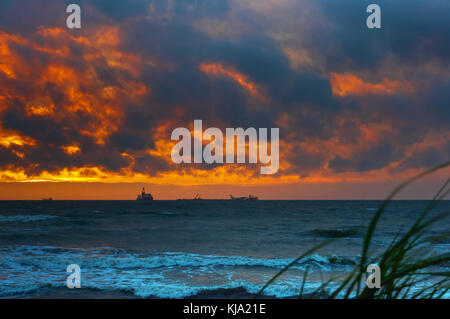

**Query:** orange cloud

left=199, top=62, right=264, bottom=98
left=0, top=26, right=152, bottom=146
left=330, top=73, right=413, bottom=97
left=0, top=134, right=36, bottom=148
left=62, top=145, right=81, bottom=155
left=0, top=22, right=445, bottom=193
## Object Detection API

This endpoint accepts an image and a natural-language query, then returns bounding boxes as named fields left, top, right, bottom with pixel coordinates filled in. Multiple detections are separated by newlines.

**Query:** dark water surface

left=0, top=200, right=449, bottom=298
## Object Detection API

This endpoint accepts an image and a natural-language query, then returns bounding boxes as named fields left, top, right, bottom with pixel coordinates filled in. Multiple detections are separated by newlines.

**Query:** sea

left=0, top=200, right=449, bottom=298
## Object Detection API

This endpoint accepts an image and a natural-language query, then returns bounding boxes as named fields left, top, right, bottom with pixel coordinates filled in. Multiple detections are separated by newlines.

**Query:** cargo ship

left=229, top=195, right=258, bottom=200
left=136, top=187, right=154, bottom=201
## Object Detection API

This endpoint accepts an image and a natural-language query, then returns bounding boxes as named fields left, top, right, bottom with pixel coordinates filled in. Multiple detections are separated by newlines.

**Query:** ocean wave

left=4, top=280, right=449, bottom=299
left=0, top=277, right=325, bottom=299
left=0, top=215, right=58, bottom=223
left=429, top=233, right=450, bottom=244
left=0, top=245, right=447, bottom=299
left=310, top=228, right=361, bottom=238
left=0, top=245, right=357, bottom=298
left=119, top=280, right=320, bottom=298
left=0, top=246, right=357, bottom=271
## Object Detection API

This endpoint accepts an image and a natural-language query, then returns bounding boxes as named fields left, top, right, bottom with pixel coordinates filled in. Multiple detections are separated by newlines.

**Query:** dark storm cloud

left=0, top=0, right=70, bottom=34
left=398, top=143, right=450, bottom=172
left=118, top=11, right=344, bottom=134
left=422, top=80, right=450, bottom=127
left=0, top=0, right=448, bottom=179
left=316, top=0, right=450, bottom=72
left=79, top=0, right=151, bottom=20
left=329, top=141, right=398, bottom=172
left=0, top=147, right=18, bottom=166
left=0, top=100, right=131, bottom=173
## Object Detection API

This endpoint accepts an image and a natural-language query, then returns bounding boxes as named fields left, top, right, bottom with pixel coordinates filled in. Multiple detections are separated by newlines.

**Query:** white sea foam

left=0, top=245, right=355, bottom=298
left=0, top=246, right=354, bottom=271
left=1, top=245, right=445, bottom=299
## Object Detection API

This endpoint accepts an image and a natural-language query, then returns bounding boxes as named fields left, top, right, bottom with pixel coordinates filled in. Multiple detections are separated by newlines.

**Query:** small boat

left=177, top=194, right=203, bottom=201
left=136, top=187, right=154, bottom=201
left=41, top=197, right=53, bottom=201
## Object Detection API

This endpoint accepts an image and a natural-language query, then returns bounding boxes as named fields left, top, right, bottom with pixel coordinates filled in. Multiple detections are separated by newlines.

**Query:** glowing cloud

left=330, top=73, right=413, bottom=97
left=62, top=145, right=81, bottom=155
left=199, top=62, right=264, bottom=98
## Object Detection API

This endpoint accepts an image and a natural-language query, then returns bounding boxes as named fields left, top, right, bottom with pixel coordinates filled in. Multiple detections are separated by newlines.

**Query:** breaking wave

left=0, top=245, right=357, bottom=298
left=0, top=246, right=358, bottom=271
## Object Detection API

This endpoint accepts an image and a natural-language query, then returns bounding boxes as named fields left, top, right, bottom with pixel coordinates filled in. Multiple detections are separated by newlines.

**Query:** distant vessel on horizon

left=136, top=187, right=154, bottom=201
left=176, top=194, right=203, bottom=200
left=229, top=195, right=258, bottom=201
left=41, top=197, right=53, bottom=201
left=175, top=194, right=259, bottom=201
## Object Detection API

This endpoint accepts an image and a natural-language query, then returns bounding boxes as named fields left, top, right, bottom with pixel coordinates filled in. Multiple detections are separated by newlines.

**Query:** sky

left=0, top=0, right=449, bottom=199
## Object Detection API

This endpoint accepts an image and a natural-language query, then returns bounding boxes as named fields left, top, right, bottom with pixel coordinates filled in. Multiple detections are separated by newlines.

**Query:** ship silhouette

left=229, top=194, right=258, bottom=200
left=136, top=187, right=154, bottom=201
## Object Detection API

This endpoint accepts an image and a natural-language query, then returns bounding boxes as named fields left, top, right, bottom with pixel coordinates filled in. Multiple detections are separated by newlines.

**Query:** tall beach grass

left=257, top=161, right=450, bottom=299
